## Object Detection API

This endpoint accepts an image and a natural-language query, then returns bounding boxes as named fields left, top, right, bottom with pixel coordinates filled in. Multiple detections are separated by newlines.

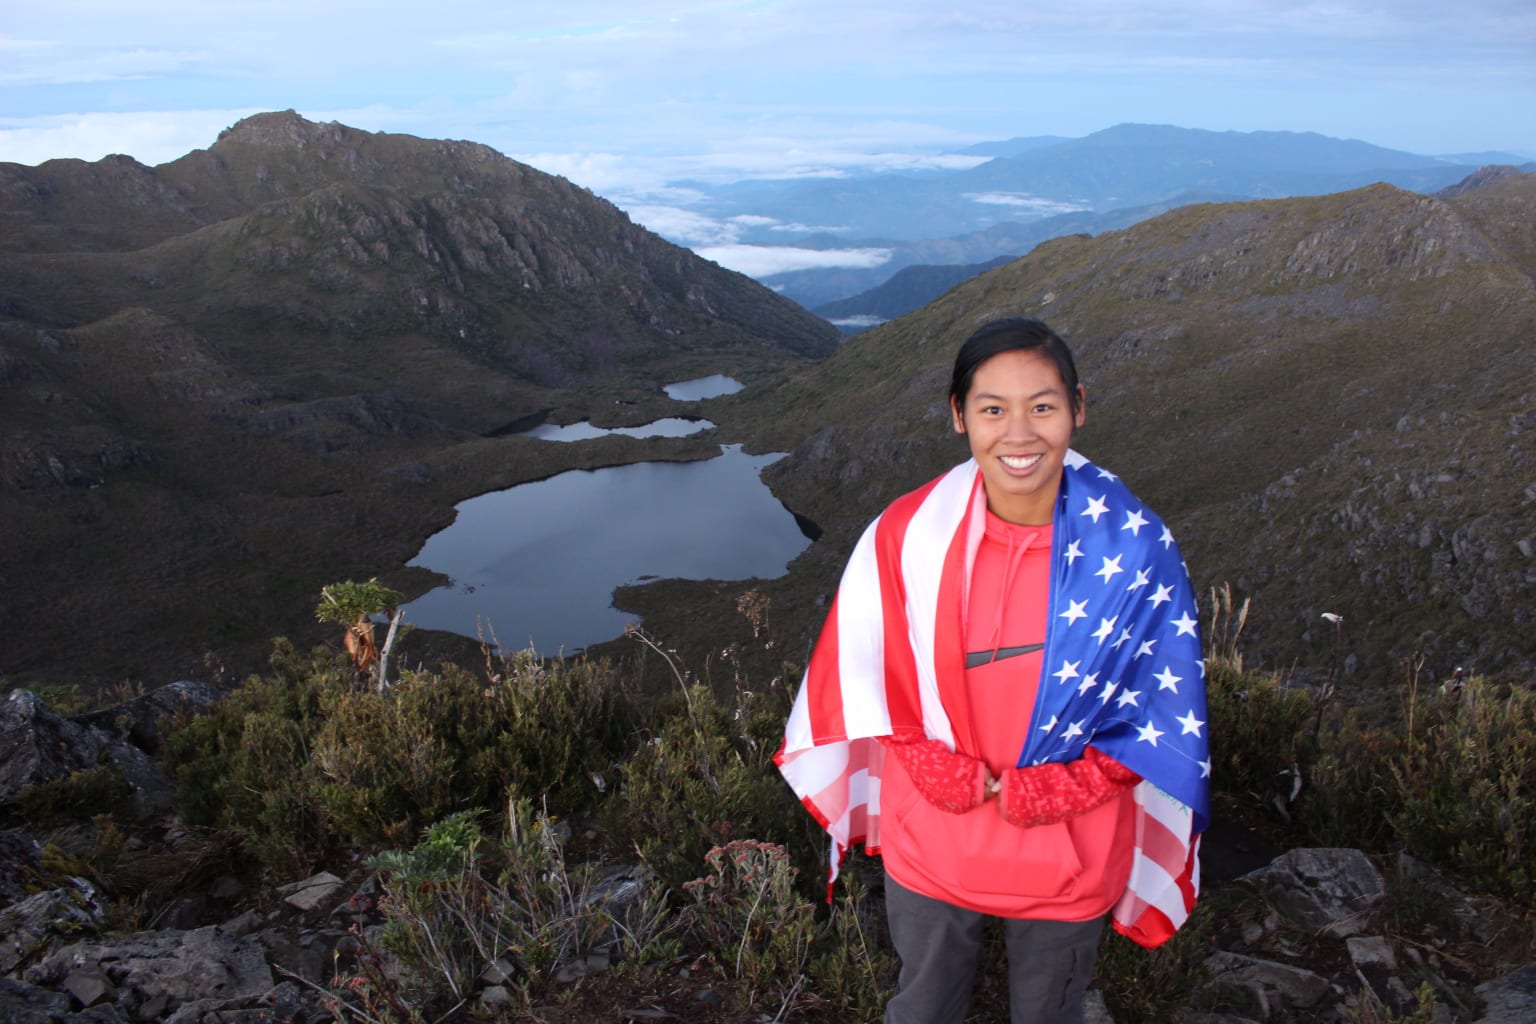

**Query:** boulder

left=23, top=925, right=273, bottom=1019
left=0, top=879, right=106, bottom=975
left=1192, top=951, right=1334, bottom=1021
left=1474, top=963, right=1536, bottom=1024
left=1242, top=847, right=1385, bottom=938
left=73, top=681, right=222, bottom=756
left=0, top=689, right=172, bottom=818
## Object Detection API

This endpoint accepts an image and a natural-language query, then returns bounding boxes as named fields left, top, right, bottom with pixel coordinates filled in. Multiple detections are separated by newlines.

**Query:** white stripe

left=1137, top=781, right=1193, bottom=841
left=901, top=463, right=975, bottom=747
left=778, top=737, right=851, bottom=799
left=836, top=518, right=895, bottom=738
left=1125, top=848, right=1189, bottom=927
left=782, top=675, right=814, bottom=751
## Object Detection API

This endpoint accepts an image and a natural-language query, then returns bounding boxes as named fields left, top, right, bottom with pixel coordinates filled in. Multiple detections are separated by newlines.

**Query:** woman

left=777, top=317, right=1210, bottom=1023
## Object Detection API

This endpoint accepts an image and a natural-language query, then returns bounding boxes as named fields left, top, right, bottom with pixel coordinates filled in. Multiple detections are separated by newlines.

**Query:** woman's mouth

left=998, top=453, right=1044, bottom=472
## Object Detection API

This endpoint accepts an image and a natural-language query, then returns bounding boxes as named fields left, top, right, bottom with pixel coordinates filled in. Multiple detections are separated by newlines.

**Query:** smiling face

left=951, top=348, right=1086, bottom=526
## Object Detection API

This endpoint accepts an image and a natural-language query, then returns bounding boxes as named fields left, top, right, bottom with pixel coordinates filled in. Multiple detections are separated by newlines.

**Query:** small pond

left=663, top=374, right=744, bottom=401
left=401, top=444, right=814, bottom=655
left=525, top=417, right=713, bottom=442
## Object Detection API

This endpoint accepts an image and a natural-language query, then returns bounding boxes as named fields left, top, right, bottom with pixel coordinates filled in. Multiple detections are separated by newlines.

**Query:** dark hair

left=949, top=317, right=1082, bottom=416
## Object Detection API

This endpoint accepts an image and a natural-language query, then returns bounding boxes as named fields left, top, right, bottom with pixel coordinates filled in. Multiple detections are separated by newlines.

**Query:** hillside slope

left=730, top=175, right=1536, bottom=687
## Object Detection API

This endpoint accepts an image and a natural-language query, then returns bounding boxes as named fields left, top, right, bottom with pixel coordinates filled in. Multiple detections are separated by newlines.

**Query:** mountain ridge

left=698, top=174, right=1536, bottom=689
left=0, top=111, right=839, bottom=688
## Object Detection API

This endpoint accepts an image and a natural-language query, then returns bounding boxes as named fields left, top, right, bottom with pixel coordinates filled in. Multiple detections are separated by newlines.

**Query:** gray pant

left=883, top=875, right=1104, bottom=1024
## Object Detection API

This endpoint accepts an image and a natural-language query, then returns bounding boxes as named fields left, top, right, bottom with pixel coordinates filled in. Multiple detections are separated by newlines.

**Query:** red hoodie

left=878, top=513, right=1140, bottom=919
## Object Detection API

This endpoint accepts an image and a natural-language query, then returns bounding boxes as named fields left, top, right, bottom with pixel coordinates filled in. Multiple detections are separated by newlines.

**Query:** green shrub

left=1307, top=672, right=1536, bottom=903
left=164, top=640, right=339, bottom=873
left=603, top=675, right=819, bottom=895
left=683, top=839, right=816, bottom=1005
left=165, top=639, right=639, bottom=874
left=11, top=766, right=133, bottom=824
left=1206, top=662, right=1326, bottom=822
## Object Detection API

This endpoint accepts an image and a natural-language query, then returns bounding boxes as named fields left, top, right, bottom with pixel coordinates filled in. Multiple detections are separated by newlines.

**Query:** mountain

left=677, top=124, right=1489, bottom=248
left=814, top=256, right=1017, bottom=329
left=0, top=111, right=840, bottom=688
left=765, top=191, right=1241, bottom=309
left=709, top=171, right=1536, bottom=689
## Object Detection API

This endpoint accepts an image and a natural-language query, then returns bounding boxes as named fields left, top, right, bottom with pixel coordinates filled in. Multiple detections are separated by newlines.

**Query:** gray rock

left=1193, top=951, right=1333, bottom=1020
left=62, top=967, right=115, bottom=1007
left=24, top=925, right=274, bottom=1009
left=0, top=879, right=107, bottom=975
left=0, top=689, right=173, bottom=818
left=1243, top=848, right=1384, bottom=937
left=277, top=870, right=345, bottom=913
left=72, top=681, right=222, bottom=756
left=0, top=976, right=130, bottom=1023
left=1474, top=963, right=1536, bottom=1024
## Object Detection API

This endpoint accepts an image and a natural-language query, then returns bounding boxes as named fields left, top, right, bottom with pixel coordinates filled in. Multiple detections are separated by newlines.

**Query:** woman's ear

left=1073, top=385, right=1087, bottom=429
left=951, top=396, right=966, bottom=434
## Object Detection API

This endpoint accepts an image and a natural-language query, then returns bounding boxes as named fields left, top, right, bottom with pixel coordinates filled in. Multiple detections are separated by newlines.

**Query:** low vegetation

left=44, top=586, right=1533, bottom=1022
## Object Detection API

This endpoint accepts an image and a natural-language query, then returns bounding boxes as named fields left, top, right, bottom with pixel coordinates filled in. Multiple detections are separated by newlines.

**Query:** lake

left=401, top=444, right=814, bottom=655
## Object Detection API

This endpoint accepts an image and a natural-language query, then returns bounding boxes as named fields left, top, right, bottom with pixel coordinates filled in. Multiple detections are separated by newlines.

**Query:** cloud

left=623, top=205, right=745, bottom=246
left=694, top=244, right=894, bottom=278
left=0, top=108, right=265, bottom=166
left=965, top=192, right=1094, bottom=215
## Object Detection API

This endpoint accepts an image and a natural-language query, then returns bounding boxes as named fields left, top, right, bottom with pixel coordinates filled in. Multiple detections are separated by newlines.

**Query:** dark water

left=663, top=374, right=744, bottom=400
left=402, top=444, right=812, bottom=655
left=525, top=417, right=713, bottom=441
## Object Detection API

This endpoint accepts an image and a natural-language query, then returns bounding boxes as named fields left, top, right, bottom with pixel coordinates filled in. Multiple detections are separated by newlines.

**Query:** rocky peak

left=214, top=109, right=356, bottom=150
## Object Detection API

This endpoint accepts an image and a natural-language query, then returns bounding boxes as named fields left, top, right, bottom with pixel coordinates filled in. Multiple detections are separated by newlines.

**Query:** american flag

left=776, top=450, right=1210, bottom=948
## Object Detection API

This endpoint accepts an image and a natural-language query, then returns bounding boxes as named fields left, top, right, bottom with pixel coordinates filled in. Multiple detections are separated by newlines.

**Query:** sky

left=2, top=0, right=1532, bottom=272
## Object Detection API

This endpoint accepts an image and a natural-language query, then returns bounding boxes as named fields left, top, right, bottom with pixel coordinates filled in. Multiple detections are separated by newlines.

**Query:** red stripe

left=1138, top=806, right=1190, bottom=878
left=874, top=480, right=944, bottom=734
left=804, top=592, right=847, bottom=741
left=933, top=513, right=974, bottom=750
left=1114, top=904, right=1177, bottom=948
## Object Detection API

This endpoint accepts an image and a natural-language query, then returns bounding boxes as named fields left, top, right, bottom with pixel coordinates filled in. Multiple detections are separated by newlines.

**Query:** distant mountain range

left=669, top=124, right=1534, bottom=310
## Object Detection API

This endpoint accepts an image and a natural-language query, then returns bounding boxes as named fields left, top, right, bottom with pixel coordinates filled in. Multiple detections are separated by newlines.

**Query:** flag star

left=1091, top=616, right=1118, bottom=644
left=1112, top=627, right=1134, bottom=650
left=1076, top=673, right=1099, bottom=698
left=1199, top=758, right=1212, bottom=779
left=1081, top=495, right=1110, bottom=523
left=1154, top=666, right=1182, bottom=692
left=1126, top=568, right=1151, bottom=592
left=1198, top=659, right=1207, bottom=678
left=1096, top=466, right=1119, bottom=481
left=1098, top=680, right=1119, bottom=704
left=1148, top=583, right=1174, bottom=608
left=1062, top=720, right=1085, bottom=741
left=1095, top=554, right=1124, bottom=583
left=1052, top=660, right=1081, bottom=684
left=1159, top=525, right=1175, bottom=549
left=1171, top=611, right=1199, bottom=637
left=1038, top=714, right=1058, bottom=733
left=1134, top=639, right=1157, bottom=660
left=1062, top=540, right=1084, bottom=565
left=1122, top=508, right=1149, bottom=535
left=1177, top=710, right=1206, bottom=736
left=1116, top=688, right=1142, bottom=708
left=1136, top=721, right=1165, bottom=746
left=1059, top=598, right=1088, bottom=625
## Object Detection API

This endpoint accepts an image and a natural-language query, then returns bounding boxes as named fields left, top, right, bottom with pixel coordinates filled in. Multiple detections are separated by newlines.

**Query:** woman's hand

left=994, top=747, right=1141, bottom=828
left=879, top=737, right=990, bottom=813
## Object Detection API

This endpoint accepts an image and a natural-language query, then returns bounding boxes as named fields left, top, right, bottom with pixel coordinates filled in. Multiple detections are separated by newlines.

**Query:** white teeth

left=999, top=454, right=1043, bottom=469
